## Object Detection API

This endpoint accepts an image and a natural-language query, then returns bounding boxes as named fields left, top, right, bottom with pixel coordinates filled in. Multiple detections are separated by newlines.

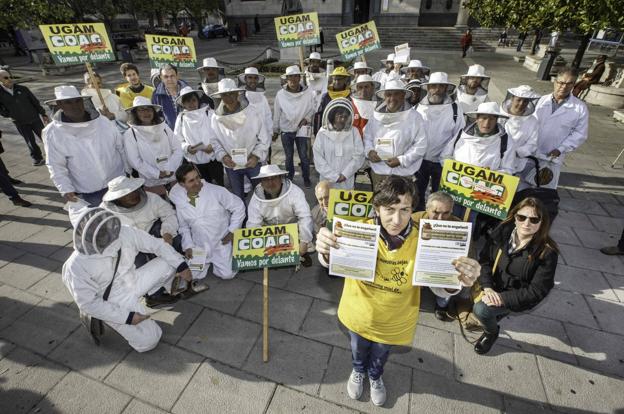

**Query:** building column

left=455, top=2, right=470, bottom=27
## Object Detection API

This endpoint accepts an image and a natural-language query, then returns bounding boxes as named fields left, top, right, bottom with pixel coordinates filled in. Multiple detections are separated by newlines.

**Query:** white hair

left=425, top=192, right=454, bottom=209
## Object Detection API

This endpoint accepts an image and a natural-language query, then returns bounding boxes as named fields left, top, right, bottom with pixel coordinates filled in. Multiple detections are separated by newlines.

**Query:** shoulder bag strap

left=103, top=249, right=122, bottom=301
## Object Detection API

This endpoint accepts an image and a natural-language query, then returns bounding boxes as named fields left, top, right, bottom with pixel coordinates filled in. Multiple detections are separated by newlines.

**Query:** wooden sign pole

left=463, top=207, right=472, bottom=222
left=85, top=61, right=108, bottom=112
left=262, top=267, right=269, bottom=362
left=298, top=46, right=305, bottom=73
left=361, top=54, right=367, bottom=65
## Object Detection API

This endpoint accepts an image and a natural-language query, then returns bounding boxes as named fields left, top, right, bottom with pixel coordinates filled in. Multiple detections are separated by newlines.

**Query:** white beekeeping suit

left=238, top=67, right=273, bottom=138
left=456, top=64, right=490, bottom=115
left=174, top=87, right=218, bottom=165
left=313, top=98, right=364, bottom=189
left=62, top=207, right=187, bottom=352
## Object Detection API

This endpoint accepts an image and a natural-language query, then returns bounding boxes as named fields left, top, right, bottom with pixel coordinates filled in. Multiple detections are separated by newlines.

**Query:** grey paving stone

left=236, top=284, right=313, bottom=334
left=413, top=289, right=462, bottom=335
left=19, top=226, right=72, bottom=257
left=537, top=355, right=624, bottom=413
left=572, top=227, right=621, bottom=250
left=32, top=371, right=132, bottom=414
left=550, top=225, right=582, bottom=247
left=499, top=314, right=576, bottom=365
left=588, top=214, right=624, bottom=235
left=564, top=323, right=624, bottom=378
left=389, top=324, right=454, bottom=378
left=558, top=244, right=624, bottom=275
left=284, top=266, right=344, bottom=304
left=567, top=189, right=620, bottom=204
left=0, top=220, right=46, bottom=242
left=266, top=385, right=358, bottom=414
left=0, top=284, right=42, bottom=330
left=552, top=211, right=596, bottom=231
left=47, top=328, right=131, bottom=381
left=105, top=341, right=202, bottom=411
left=603, top=272, right=624, bottom=302
left=122, top=399, right=168, bottom=414
left=454, top=337, right=548, bottom=403
left=411, top=369, right=503, bottom=414
left=243, top=328, right=331, bottom=395
left=0, top=242, right=26, bottom=268
left=503, top=397, right=558, bottom=414
left=47, top=245, right=73, bottom=263
left=239, top=265, right=294, bottom=289
left=599, top=202, right=624, bottom=218
left=319, top=346, right=411, bottom=413
left=585, top=296, right=624, bottom=336
left=299, top=298, right=349, bottom=349
left=554, top=264, right=618, bottom=302
left=0, top=299, right=80, bottom=355
left=178, top=308, right=261, bottom=368
left=149, top=299, right=204, bottom=345
left=559, top=197, right=609, bottom=216
left=0, top=347, right=68, bottom=414
left=187, top=276, right=255, bottom=315
left=172, top=360, right=275, bottom=414
left=0, top=338, right=16, bottom=359
left=530, top=289, right=599, bottom=329
left=27, top=270, right=74, bottom=305
left=0, top=253, right=60, bottom=290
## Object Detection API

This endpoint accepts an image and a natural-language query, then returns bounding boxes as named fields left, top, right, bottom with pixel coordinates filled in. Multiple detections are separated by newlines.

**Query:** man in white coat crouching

left=169, top=164, right=246, bottom=281
left=63, top=206, right=192, bottom=352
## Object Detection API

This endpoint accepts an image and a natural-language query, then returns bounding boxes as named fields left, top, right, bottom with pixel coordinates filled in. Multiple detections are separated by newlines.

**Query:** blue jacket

left=151, top=80, right=189, bottom=129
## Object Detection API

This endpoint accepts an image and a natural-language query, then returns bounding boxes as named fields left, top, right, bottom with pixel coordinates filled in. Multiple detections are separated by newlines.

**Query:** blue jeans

left=78, top=188, right=108, bottom=207
left=281, top=132, right=310, bottom=183
left=415, top=160, right=443, bottom=211
left=473, top=300, right=510, bottom=334
left=349, top=331, right=391, bottom=380
left=225, top=164, right=261, bottom=201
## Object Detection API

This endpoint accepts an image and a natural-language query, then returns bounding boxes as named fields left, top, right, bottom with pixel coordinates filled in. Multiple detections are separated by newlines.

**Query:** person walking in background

left=460, top=29, right=473, bottom=58
left=0, top=70, right=48, bottom=166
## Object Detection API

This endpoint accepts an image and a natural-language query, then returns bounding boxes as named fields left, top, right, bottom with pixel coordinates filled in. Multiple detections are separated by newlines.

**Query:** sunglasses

left=515, top=214, right=541, bottom=224
left=1, top=77, right=10, bottom=80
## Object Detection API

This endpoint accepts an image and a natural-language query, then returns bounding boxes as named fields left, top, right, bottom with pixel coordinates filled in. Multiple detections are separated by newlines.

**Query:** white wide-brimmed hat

left=376, top=77, right=413, bottom=100
left=252, top=164, right=288, bottom=180
left=502, top=85, right=540, bottom=116
left=44, top=85, right=91, bottom=105
left=421, top=71, right=457, bottom=94
left=401, top=59, right=430, bottom=74
left=351, top=61, right=373, bottom=73
left=102, top=176, right=145, bottom=202
left=461, top=64, right=490, bottom=79
left=175, top=86, right=204, bottom=105
left=354, top=74, right=380, bottom=88
left=197, top=57, right=222, bottom=71
left=466, top=102, right=509, bottom=119
left=209, top=78, right=245, bottom=99
left=126, top=96, right=162, bottom=112
left=381, top=53, right=395, bottom=64
left=308, top=52, right=322, bottom=61
left=507, top=84, right=540, bottom=99
left=237, top=67, right=266, bottom=84
left=284, top=65, right=302, bottom=76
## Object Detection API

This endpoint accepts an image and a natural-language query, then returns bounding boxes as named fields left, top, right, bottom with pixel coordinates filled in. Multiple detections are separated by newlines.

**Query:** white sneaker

left=347, top=370, right=365, bottom=400
left=370, top=376, right=387, bottom=406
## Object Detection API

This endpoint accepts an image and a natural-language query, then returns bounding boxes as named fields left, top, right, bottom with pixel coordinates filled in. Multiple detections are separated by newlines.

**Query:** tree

left=463, top=0, right=624, bottom=67
left=0, top=0, right=74, bottom=29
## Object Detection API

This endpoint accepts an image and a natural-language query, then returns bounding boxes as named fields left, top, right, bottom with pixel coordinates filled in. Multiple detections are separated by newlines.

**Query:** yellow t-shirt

left=337, top=222, right=421, bottom=346
left=116, top=84, right=155, bottom=109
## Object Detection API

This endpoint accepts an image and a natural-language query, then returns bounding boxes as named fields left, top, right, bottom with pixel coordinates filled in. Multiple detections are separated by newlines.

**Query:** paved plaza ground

left=1, top=38, right=624, bottom=413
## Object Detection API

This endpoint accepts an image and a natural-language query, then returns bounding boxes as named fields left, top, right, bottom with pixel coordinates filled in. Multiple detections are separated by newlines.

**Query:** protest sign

left=145, top=34, right=197, bottom=68
left=440, top=160, right=519, bottom=220
left=327, top=189, right=375, bottom=226
left=274, top=12, right=320, bottom=48
left=39, top=23, right=115, bottom=65
left=335, top=21, right=381, bottom=61
left=394, top=42, right=410, bottom=65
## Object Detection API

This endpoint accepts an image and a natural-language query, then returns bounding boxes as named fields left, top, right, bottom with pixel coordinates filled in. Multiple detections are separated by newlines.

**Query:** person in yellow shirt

left=316, top=176, right=480, bottom=407
left=116, top=63, right=155, bottom=109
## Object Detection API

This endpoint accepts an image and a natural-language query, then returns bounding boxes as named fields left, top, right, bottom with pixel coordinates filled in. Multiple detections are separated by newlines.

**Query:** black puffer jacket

left=478, top=222, right=557, bottom=312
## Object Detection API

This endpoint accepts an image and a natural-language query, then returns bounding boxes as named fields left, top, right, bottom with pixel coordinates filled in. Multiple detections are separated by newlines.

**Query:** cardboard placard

left=394, top=42, right=410, bottom=65
left=39, top=23, right=115, bottom=65
left=145, top=34, right=197, bottom=68
left=440, top=159, right=519, bottom=220
left=233, top=224, right=300, bottom=270
left=335, top=21, right=381, bottom=61
left=327, top=189, right=375, bottom=225
left=274, top=12, right=320, bottom=48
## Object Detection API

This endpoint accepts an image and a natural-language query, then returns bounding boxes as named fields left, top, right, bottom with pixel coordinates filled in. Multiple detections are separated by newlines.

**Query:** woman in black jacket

left=473, top=197, right=559, bottom=354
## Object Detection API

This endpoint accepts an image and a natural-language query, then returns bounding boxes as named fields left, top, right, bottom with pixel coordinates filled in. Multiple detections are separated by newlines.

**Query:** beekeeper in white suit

left=456, top=64, right=490, bottom=114
left=363, top=74, right=428, bottom=189
left=372, top=53, right=395, bottom=87
left=313, top=98, right=364, bottom=189
left=247, top=164, right=314, bottom=266
left=500, top=85, right=541, bottom=173
left=62, top=206, right=192, bottom=352
left=238, top=67, right=272, bottom=138
left=169, top=164, right=246, bottom=280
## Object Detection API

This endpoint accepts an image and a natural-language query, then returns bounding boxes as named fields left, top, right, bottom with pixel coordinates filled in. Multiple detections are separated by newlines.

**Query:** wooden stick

left=298, top=46, right=305, bottom=72
left=262, top=267, right=269, bottom=362
left=361, top=54, right=367, bottom=65
left=463, top=207, right=472, bottom=222
left=85, top=61, right=108, bottom=112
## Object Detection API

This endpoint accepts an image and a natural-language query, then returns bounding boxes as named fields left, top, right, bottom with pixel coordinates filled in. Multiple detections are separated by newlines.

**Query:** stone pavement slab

left=0, top=347, right=68, bottom=414
left=571, top=227, right=622, bottom=250
left=243, top=328, right=331, bottom=395
left=0, top=284, right=42, bottom=330
left=239, top=266, right=294, bottom=289
left=0, top=242, right=26, bottom=268
left=553, top=264, right=618, bottom=302
left=389, top=324, right=455, bottom=378
left=411, top=369, right=503, bottom=414
left=598, top=202, right=624, bottom=218
left=171, top=360, right=275, bottom=414
left=588, top=214, right=624, bottom=235
left=32, top=371, right=132, bottom=414
left=585, top=296, right=624, bottom=336
left=27, top=270, right=74, bottom=304
left=177, top=308, right=261, bottom=368
left=19, top=226, right=72, bottom=258
left=603, top=272, right=624, bottom=302
left=266, top=385, right=358, bottom=414
left=284, top=266, right=344, bottom=303
left=549, top=225, right=582, bottom=247
left=552, top=211, right=597, bottom=232
left=149, top=299, right=204, bottom=345
left=0, top=252, right=59, bottom=290
left=122, top=399, right=168, bottom=414
left=236, top=284, right=313, bottom=334
left=187, top=277, right=255, bottom=315
left=529, top=289, right=599, bottom=330
left=559, top=197, right=609, bottom=216
left=299, top=298, right=349, bottom=349
left=104, top=342, right=202, bottom=411
left=564, top=323, right=624, bottom=378
left=558, top=244, right=624, bottom=275
left=319, top=346, right=411, bottom=413
left=503, top=398, right=559, bottom=414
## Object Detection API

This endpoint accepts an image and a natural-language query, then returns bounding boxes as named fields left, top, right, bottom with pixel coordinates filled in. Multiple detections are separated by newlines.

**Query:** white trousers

left=106, top=258, right=175, bottom=352
left=193, top=242, right=237, bottom=280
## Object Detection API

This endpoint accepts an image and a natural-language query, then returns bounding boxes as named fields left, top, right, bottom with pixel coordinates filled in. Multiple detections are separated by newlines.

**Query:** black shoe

left=304, top=180, right=312, bottom=189
left=434, top=303, right=452, bottom=322
left=11, top=196, right=32, bottom=207
left=474, top=327, right=499, bottom=355
left=145, top=287, right=179, bottom=308
left=9, top=177, right=23, bottom=185
left=300, top=252, right=312, bottom=267
left=32, top=159, right=46, bottom=166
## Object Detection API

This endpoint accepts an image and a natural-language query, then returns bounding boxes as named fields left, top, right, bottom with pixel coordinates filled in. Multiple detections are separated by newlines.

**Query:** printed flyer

left=329, top=217, right=380, bottom=281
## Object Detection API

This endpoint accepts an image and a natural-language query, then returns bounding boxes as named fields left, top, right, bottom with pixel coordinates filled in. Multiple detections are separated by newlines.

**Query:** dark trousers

left=472, top=300, right=511, bottom=334
left=135, top=219, right=183, bottom=268
left=281, top=132, right=310, bottom=184
left=415, top=160, right=442, bottom=211
left=349, top=331, right=391, bottom=380
left=461, top=44, right=470, bottom=58
left=14, top=119, right=44, bottom=162
left=77, top=188, right=108, bottom=207
left=195, top=160, right=224, bottom=186
left=619, top=228, right=624, bottom=250
left=0, top=158, right=18, bottom=199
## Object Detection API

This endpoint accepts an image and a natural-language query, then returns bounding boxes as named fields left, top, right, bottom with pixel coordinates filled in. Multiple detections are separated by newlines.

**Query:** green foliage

left=0, top=0, right=74, bottom=29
